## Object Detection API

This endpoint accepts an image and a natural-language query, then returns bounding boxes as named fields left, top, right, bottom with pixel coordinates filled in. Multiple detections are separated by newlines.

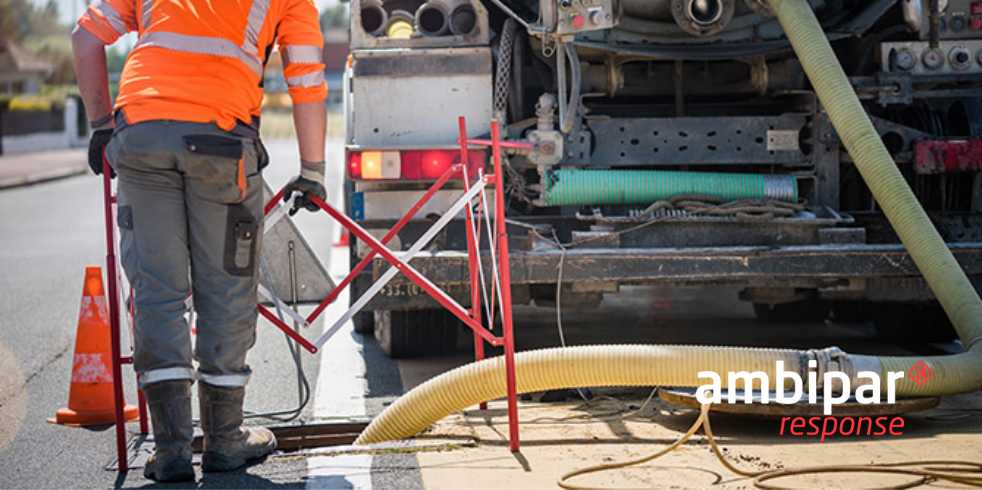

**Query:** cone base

left=47, top=404, right=139, bottom=427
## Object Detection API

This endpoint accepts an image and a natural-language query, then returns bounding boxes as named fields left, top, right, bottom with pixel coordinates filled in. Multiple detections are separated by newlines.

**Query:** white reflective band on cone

left=286, top=71, right=325, bottom=88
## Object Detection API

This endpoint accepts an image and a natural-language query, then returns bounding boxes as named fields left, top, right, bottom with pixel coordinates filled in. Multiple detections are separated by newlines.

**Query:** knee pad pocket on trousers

left=224, top=204, right=257, bottom=277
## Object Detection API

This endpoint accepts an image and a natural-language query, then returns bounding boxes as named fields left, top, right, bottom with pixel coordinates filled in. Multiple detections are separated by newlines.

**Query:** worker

left=71, top=0, right=327, bottom=482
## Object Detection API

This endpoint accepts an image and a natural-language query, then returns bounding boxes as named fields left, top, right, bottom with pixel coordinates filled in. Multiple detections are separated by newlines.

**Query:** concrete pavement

left=0, top=149, right=88, bottom=189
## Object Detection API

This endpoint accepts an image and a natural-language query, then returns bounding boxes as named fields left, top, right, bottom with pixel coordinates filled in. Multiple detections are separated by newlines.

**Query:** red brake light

left=347, top=149, right=486, bottom=181
left=420, top=150, right=454, bottom=179
left=347, top=151, right=362, bottom=179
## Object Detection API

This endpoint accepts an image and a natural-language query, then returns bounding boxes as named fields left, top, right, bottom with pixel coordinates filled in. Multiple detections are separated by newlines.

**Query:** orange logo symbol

left=909, top=361, right=933, bottom=386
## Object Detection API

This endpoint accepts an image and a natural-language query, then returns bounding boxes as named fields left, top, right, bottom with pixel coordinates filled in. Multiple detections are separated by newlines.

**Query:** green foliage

left=319, top=3, right=349, bottom=30
left=106, top=45, right=130, bottom=74
left=0, top=0, right=67, bottom=42
left=1, top=0, right=74, bottom=84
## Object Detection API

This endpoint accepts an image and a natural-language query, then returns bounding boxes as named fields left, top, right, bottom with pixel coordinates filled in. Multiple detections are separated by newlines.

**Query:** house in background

left=0, top=39, right=54, bottom=95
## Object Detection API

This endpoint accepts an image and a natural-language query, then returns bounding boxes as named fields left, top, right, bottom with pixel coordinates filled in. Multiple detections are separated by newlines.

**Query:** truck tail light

left=347, top=149, right=486, bottom=180
left=914, top=139, right=982, bottom=174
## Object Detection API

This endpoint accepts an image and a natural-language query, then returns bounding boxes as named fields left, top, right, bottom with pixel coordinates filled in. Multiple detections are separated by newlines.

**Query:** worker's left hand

left=283, top=175, right=327, bottom=216
left=87, top=128, right=115, bottom=178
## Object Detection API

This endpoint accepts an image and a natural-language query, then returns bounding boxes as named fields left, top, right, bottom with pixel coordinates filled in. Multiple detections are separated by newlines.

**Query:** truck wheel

left=374, top=309, right=460, bottom=358
left=348, top=234, right=374, bottom=334
left=352, top=312, right=374, bottom=334
left=752, top=299, right=831, bottom=322
left=870, top=303, right=957, bottom=343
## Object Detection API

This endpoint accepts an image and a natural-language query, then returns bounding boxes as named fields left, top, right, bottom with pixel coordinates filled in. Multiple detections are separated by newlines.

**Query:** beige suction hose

left=354, top=0, right=982, bottom=446
left=767, top=0, right=982, bottom=396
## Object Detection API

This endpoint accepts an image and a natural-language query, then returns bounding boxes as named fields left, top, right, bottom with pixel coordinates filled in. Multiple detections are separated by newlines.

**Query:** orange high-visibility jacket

left=79, top=0, right=327, bottom=133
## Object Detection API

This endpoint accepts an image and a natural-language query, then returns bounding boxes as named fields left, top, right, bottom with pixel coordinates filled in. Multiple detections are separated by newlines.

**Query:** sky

left=30, top=0, right=341, bottom=26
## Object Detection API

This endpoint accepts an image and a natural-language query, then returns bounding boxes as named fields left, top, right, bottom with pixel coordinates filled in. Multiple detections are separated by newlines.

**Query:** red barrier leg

left=459, top=117, right=488, bottom=411
left=490, top=122, right=520, bottom=452
left=103, top=158, right=129, bottom=471
left=137, top=382, right=148, bottom=435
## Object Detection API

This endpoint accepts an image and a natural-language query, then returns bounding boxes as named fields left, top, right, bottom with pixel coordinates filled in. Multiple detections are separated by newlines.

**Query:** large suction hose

left=355, top=0, right=982, bottom=446
left=768, top=0, right=982, bottom=396
left=358, top=345, right=804, bottom=444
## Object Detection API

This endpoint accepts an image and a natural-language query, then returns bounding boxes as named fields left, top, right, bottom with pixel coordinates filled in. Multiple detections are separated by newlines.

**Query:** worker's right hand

left=284, top=159, right=327, bottom=216
left=87, top=128, right=115, bottom=178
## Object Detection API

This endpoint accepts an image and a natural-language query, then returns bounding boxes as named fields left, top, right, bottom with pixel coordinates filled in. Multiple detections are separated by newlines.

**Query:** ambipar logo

left=695, top=360, right=912, bottom=416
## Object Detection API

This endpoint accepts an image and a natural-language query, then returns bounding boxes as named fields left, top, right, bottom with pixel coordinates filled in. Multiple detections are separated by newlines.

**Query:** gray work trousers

left=107, top=120, right=264, bottom=388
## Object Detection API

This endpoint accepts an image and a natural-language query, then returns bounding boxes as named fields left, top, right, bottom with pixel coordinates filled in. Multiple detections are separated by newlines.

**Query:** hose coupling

left=804, top=347, right=882, bottom=395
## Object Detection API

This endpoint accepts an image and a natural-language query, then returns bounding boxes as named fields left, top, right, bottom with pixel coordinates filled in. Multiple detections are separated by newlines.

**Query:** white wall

left=1, top=98, right=88, bottom=155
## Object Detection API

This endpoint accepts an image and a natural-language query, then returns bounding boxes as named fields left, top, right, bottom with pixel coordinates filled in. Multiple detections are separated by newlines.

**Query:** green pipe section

left=543, top=169, right=797, bottom=207
left=769, top=0, right=982, bottom=395
left=354, top=0, right=982, bottom=446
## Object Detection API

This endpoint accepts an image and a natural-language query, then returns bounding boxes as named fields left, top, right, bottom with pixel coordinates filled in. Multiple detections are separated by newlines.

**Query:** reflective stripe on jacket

left=79, top=0, right=327, bottom=132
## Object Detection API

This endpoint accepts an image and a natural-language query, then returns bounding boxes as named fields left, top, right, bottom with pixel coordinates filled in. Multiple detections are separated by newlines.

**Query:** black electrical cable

left=240, top=254, right=311, bottom=422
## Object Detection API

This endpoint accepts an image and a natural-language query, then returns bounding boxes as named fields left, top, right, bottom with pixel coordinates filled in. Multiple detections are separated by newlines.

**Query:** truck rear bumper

left=364, top=243, right=982, bottom=308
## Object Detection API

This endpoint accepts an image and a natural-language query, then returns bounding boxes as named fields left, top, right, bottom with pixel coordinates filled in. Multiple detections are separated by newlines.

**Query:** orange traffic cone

left=48, top=267, right=139, bottom=427
left=333, top=229, right=350, bottom=247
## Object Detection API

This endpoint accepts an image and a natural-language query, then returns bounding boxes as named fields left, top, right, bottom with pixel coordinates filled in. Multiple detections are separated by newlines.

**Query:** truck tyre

left=374, top=309, right=460, bottom=358
left=752, top=299, right=831, bottom=322
left=349, top=231, right=375, bottom=334
left=352, top=312, right=375, bottom=334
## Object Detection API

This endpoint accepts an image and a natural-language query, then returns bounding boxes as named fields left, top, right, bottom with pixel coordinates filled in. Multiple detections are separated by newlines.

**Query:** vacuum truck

left=342, top=0, right=982, bottom=357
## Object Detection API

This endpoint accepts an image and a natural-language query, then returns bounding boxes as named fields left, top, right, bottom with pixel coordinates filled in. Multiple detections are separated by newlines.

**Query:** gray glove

left=283, top=159, right=326, bottom=215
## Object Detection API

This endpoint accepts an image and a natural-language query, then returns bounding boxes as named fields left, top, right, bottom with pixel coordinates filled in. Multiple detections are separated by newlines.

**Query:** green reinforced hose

left=543, top=170, right=797, bottom=207
left=354, top=0, right=982, bottom=446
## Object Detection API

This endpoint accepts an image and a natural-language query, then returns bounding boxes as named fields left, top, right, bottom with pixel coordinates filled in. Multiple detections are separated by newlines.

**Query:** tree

left=0, top=0, right=74, bottom=84
left=0, top=0, right=66, bottom=41
left=319, top=3, right=349, bottom=31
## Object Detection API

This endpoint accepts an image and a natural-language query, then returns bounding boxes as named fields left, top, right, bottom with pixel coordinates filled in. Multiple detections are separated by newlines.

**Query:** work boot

left=142, top=380, right=195, bottom=482
left=198, top=383, right=277, bottom=472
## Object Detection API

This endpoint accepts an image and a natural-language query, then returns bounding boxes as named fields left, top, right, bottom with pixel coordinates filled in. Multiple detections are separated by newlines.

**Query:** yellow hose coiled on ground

left=358, top=345, right=801, bottom=444
left=355, top=0, right=982, bottom=445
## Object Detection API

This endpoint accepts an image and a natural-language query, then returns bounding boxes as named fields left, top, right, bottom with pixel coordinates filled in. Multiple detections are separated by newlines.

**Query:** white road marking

left=306, top=250, right=374, bottom=490
left=307, top=454, right=373, bottom=490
